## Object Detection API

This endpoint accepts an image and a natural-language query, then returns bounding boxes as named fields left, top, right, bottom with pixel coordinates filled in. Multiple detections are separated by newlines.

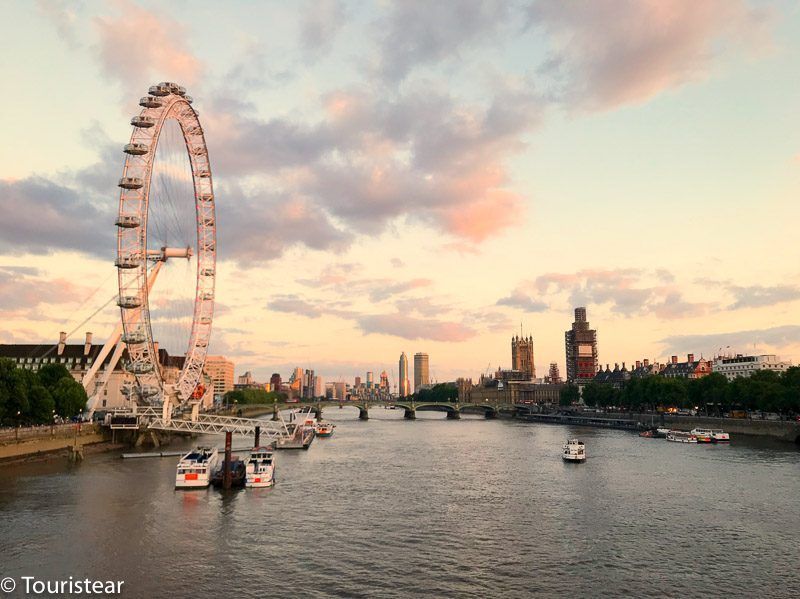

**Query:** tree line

left=562, top=368, right=800, bottom=415
left=0, top=358, right=88, bottom=426
left=223, top=388, right=288, bottom=406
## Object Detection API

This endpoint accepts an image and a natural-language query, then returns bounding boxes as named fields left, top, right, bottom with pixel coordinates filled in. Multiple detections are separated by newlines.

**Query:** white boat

left=315, top=421, right=335, bottom=437
left=276, top=409, right=316, bottom=450
left=666, top=431, right=697, bottom=443
left=245, top=446, right=276, bottom=488
left=562, top=439, right=586, bottom=462
left=690, top=428, right=714, bottom=443
left=175, top=446, right=219, bottom=488
left=711, top=429, right=730, bottom=443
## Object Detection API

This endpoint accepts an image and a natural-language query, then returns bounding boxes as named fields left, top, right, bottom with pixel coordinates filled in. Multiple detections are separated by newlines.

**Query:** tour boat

left=245, top=446, right=276, bottom=488
left=690, top=428, right=715, bottom=443
left=562, top=439, right=586, bottom=462
left=315, top=421, right=335, bottom=438
left=665, top=431, right=697, bottom=443
left=711, top=429, right=730, bottom=443
left=276, top=420, right=316, bottom=450
left=175, top=446, right=219, bottom=488
left=655, top=428, right=670, bottom=438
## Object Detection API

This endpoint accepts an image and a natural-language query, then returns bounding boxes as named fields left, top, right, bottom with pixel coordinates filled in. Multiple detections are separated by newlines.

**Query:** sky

left=1, top=0, right=799, bottom=387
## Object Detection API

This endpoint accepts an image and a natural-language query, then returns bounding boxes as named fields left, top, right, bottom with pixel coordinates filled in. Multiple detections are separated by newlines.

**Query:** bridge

left=225, top=400, right=520, bottom=421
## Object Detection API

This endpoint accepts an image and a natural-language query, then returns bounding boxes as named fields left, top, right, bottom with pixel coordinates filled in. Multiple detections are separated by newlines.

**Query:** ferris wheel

left=114, top=82, right=216, bottom=406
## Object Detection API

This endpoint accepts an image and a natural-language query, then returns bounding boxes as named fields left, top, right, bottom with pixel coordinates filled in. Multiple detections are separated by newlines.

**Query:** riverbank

left=0, top=424, right=125, bottom=465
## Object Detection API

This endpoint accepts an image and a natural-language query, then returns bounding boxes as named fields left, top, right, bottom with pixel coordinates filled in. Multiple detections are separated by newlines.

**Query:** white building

left=713, top=354, right=793, bottom=381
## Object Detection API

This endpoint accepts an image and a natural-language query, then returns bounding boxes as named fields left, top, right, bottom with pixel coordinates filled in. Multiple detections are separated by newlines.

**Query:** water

left=1, top=408, right=799, bottom=597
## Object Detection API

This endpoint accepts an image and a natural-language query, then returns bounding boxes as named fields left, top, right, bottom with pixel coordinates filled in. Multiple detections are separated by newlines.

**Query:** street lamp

left=16, top=410, right=20, bottom=441
left=51, top=409, right=56, bottom=435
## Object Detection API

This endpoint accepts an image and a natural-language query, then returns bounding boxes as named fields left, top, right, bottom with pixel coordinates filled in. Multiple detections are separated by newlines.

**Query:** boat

left=711, top=429, right=730, bottom=443
left=655, top=428, right=670, bottom=438
left=690, top=428, right=715, bottom=443
left=245, top=446, right=276, bottom=488
left=562, top=439, right=586, bottom=462
left=175, top=446, right=219, bottom=488
left=210, top=458, right=246, bottom=489
left=277, top=413, right=316, bottom=450
left=315, top=421, right=335, bottom=437
left=665, top=430, right=697, bottom=443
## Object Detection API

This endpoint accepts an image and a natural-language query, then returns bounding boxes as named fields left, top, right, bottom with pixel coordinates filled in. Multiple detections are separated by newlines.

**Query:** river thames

left=1, top=409, right=799, bottom=597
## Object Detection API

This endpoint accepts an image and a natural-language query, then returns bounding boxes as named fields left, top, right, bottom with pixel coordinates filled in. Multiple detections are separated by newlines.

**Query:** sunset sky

left=1, top=0, right=799, bottom=386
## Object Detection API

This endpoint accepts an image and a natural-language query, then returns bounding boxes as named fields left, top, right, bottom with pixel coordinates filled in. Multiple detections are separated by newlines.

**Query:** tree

left=51, top=376, right=87, bottom=419
left=38, top=363, right=72, bottom=390
left=560, top=384, right=580, bottom=406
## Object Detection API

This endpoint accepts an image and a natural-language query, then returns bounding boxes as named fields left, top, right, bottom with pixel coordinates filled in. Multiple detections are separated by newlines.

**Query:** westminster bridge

left=223, top=400, right=519, bottom=421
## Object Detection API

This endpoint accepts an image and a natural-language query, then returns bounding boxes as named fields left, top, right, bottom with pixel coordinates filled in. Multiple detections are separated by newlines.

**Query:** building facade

left=547, top=362, right=561, bottom=384
left=414, top=352, right=430, bottom=391
left=713, top=354, right=793, bottom=380
left=511, top=335, right=535, bottom=380
left=565, top=307, right=598, bottom=384
left=399, top=352, right=410, bottom=397
left=660, top=354, right=712, bottom=379
left=205, top=356, right=234, bottom=402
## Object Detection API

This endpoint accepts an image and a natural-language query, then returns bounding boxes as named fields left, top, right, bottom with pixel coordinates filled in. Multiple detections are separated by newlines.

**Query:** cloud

left=93, top=0, right=203, bottom=98
left=726, top=284, right=800, bottom=310
left=660, top=325, right=800, bottom=357
left=0, top=177, right=115, bottom=258
left=266, top=294, right=325, bottom=319
left=509, top=268, right=713, bottom=319
left=496, top=287, right=548, bottom=312
left=299, top=0, right=346, bottom=60
left=374, top=0, right=512, bottom=83
left=36, top=0, right=81, bottom=48
left=529, top=0, right=771, bottom=110
left=356, top=313, right=476, bottom=342
left=0, top=267, right=89, bottom=312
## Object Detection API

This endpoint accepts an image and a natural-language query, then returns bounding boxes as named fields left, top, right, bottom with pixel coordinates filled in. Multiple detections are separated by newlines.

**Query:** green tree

left=38, top=363, right=72, bottom=390
left=559, top=384, right=580, bottom=406
left=51, top=376, right=87, bottom=419
left=581, top=382, right=601, bottom=407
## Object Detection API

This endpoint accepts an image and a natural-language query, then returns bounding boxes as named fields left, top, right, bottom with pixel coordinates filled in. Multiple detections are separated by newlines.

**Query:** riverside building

left=713, top=354, right=792, bottom=381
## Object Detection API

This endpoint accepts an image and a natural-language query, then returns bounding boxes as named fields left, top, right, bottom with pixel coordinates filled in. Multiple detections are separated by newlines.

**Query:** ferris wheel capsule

left=148, top=84, right=170, bottom=96
left=131, top=115, right=155, bottom=128
left=124, top=142, right=149, bottom=155
left=115, top=215, right=141, bottom=228
left=139, top=96, right=163, bottom=109
left=118, top=177, right=143, bottom=189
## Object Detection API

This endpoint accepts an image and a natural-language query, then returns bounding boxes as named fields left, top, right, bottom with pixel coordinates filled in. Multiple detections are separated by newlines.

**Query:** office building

left=414, top=352, right=430, bottom=391
left=399, top=352, right=410, bottom=397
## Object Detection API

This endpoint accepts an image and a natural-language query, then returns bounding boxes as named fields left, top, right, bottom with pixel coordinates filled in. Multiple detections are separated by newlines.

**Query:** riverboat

left=655, top=428, right=670, bottom=438
left=665, top=431, right=697, bottom=443
left=175, top=446, right=219, bottom=488
left=690, top=428, right=715, bottom=443
left=315, top=421, right=335, bottom=437
left=562, top=439, right=586, bottom=462
left=245, top=446, right=275, bottom=488
left=711, top=429, right=730, bottom=443
left=210, top=458, right=246, bottom=489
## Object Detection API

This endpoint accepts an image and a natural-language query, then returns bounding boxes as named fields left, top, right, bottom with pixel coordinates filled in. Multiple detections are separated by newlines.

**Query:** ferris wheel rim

left=115, top=82, right=216, bottom=405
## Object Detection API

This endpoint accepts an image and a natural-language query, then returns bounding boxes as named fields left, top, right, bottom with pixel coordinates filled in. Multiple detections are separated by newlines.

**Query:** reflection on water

left=1, top=408, right=798, bottom=597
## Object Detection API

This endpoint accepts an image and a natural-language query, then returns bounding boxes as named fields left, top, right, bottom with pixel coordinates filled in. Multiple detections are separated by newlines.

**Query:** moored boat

left=562, top=438, right=586, bottom=462
left=655, top=428, right=669, bottom=438
left=690, top=428, right=715, bottom=443
left=245, top=446, right=276, bottom=488
left=666, top=431, right=697, bottom=443
left=711, top=429, right=730, bottom=443
left=315, top=421, right=335, bottom=437
left=210, top=458, right=246, bottom=489
left=175, top=446, right=219, bottom=488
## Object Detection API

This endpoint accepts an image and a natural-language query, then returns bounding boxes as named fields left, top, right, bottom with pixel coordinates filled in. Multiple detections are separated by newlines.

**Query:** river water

left=1, top=408, right=798, bottom=598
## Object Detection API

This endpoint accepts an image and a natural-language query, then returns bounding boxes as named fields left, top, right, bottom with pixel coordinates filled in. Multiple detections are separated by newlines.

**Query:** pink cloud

left=357, top=313, right=476, bottom=342
left=93, top=0, right=203, bottom=97
left=531, top=0, right=772, bottom=110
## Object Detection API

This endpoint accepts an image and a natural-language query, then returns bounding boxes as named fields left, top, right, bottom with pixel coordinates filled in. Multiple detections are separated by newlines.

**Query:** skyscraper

left=366, top=371, right=374, bottom=388
left=380, top=370, right=389, bottom=390
left=414, top=352, right=429, bottom=391
left=511, top=335, right=535, bottom=380
left=565, top=307, right=598, bottom=384
left=399, top=352, right=410, bottom=397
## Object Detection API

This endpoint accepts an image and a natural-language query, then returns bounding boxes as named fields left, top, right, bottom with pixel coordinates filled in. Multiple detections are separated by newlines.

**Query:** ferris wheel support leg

left=191, top=402, right=200, bottom=423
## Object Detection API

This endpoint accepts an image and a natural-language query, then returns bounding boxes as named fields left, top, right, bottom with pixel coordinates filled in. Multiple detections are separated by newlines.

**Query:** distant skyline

left=1, top=1, right=799, bottom=384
